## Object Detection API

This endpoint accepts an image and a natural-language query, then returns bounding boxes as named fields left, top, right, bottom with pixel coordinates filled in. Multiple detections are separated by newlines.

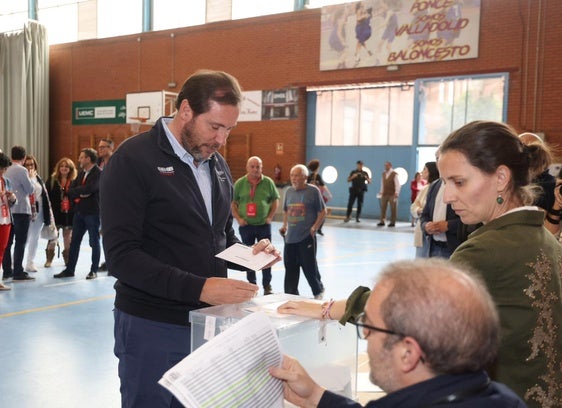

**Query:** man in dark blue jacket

left=100, top=70, right=280, bottom=408
left=270, top=258, right=528, bottom=408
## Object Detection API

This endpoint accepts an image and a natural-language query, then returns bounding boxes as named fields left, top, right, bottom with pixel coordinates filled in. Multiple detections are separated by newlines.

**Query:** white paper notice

left=159, top=311, right=284, bottom=408
left=215, top=243, right=277, bottom=271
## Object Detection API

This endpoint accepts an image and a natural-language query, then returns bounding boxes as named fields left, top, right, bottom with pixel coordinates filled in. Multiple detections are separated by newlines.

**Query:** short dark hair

left=81, top=147, right=98, bottom=164
left=11, top=146, right=26, bottom=161
left=357, top=160, right=363, bottom=165
left=175, top=70, right=242, bottom=115
left=0, top=152, right=11, bottom=169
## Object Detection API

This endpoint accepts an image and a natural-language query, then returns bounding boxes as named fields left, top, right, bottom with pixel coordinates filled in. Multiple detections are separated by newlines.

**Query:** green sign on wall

left=72, top=99, right=126, bottom=125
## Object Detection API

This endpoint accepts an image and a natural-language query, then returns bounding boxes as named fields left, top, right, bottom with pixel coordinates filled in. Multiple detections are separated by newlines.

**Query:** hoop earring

left=496, top=194, right=504, bottom=205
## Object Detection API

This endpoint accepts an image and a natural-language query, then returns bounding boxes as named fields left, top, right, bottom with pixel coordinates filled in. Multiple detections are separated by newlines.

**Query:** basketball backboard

left=126, top=91, right=178, bottom=125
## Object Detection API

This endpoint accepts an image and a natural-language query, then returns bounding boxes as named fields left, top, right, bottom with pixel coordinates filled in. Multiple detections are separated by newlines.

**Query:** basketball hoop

left=129, top=116, right=148, bottom=134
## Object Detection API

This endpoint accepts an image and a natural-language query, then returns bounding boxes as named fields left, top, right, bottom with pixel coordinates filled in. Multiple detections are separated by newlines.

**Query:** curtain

left=0, top=21, right=49, bottom=177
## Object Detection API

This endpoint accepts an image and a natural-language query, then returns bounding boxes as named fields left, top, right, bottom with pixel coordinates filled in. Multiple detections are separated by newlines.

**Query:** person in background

left=23, top=155, right=53, bottom=273
left=45, top=157, right=77, bottom=267
left=410, top=162, right=439, bottom=258
left=280, top=164, right=326, bottom=300
left=100, top=70, right=281, bottom=407
left=54, top=148, right=101, bottom=280
left=440, top=120, right=562, bottom=407
left=409, top=171, right=426, bottom=226
left=419, top=158, right=461, bottom=259
left=544, top=169, right=562, bottom=236
left=0, top=152, right=17, bottom=291
left=97, top=138, right=114, bottom=273
left=2, top=146, right=35, bottom=281
left=307, top=159, right=330, bottom=236
left=377, top=161, right=400, bottom=227
left=271, top=259, right=527, bottom=408
left=344, top=160, right=371, bottom=223
left=518, top=132, right=555, bottom=213
left=231, top=156, right=280, bottom=295
left=96, top=138, right=114, bottom=170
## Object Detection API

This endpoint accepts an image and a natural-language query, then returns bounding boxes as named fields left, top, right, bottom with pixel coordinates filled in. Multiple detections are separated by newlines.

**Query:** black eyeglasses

left=353, top=313, right=403, bottom=340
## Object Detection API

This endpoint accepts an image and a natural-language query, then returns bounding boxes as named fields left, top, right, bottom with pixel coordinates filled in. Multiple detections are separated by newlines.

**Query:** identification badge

left=246, top=202, right=257, bottom=217
left=61, top=197, right=70, bottom=213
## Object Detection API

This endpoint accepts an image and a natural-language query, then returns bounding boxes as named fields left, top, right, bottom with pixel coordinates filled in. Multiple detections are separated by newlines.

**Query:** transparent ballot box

left=189, top=293, right=358, bottom=401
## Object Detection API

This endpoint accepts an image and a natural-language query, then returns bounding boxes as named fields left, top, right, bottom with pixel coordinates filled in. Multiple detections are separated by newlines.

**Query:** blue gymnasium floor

left=0, top=219, right=415, bottom=407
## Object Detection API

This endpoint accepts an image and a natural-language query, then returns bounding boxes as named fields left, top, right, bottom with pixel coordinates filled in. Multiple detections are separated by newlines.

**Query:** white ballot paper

left=159, top=311, right=284, bottom=408
left=215, top=243, right=277, bottom=271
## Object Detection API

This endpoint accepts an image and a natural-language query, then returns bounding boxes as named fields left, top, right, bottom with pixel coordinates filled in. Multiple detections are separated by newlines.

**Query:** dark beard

left=180, top=121, right=205, bottom=163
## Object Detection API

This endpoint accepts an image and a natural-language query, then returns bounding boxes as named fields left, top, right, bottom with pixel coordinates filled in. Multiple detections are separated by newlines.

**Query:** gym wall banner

left=320, top=0, right=480, bottom=71
left=72, top=100, right=126, bottom=125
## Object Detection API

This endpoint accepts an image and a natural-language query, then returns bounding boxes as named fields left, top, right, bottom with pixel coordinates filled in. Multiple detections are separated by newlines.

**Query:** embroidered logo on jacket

left=215, top=168, right=226, bottom=182
left=157, top=166, right=175, bottom=176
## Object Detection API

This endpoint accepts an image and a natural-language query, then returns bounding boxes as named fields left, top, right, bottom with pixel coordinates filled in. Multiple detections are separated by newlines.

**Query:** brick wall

left=49, top=1, right=562, bottom=174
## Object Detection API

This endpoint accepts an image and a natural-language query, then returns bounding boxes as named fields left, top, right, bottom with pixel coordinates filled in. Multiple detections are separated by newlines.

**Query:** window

left=97, top=0, right=142, bottom=39
left=313, top=84, right=414, bottom=146
left=38, top=2, right=79, bottom=44
left=231, top=0, right=294, bottom=19
left=418, top=74, right=507, bottom=145
left=153, top=0, right=205, bottom=31
left=0, top=1, right=28, bottom=33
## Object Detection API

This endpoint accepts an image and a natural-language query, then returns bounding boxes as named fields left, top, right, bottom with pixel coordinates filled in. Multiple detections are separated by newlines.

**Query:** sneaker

left=344, top=217, right=350, bottom=223
left=0, top=283, right=11, bottom=291
left=54, top=269, right=75, bottom=278
left=86, top=271, right=97, bottom=280
left=12, top=273, right=36, bottom=282
left=264, top=285, right=273, bottom=296
left=2, top=273, right=13, bottom=281
left=377, top=222, right=385, bottom=226
left=388, top=223, right=395, bottom=227
left=25, top=264, right=38, bottom=273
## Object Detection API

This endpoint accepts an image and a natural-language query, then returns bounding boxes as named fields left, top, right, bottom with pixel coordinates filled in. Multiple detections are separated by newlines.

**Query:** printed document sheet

left=159, top=311, right=284, bottom=408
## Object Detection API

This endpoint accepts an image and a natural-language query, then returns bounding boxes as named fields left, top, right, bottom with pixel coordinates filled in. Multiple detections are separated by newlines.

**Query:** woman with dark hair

left=0, top=153, right=16, bottom=290
left=410, top=161, right=439, bottom=257
left=439, top=120, right=562, bottom=407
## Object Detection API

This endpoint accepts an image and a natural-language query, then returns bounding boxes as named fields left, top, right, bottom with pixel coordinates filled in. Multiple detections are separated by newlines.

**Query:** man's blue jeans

left=66, top=212, right=100, bottom=273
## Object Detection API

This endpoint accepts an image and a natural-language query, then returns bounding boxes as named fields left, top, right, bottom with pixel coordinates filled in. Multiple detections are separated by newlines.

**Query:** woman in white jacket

left=410, top=161, right=439, bottom=258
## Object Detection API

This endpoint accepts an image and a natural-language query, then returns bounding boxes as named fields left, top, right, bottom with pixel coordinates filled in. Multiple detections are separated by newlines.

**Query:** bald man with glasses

left=270, top=259, right=527, bottom=408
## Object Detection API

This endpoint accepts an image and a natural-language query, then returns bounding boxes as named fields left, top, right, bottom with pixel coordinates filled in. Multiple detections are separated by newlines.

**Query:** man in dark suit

left=54, top=148, right=101, bottom=279
left=419, top=179, right=461, bottom=258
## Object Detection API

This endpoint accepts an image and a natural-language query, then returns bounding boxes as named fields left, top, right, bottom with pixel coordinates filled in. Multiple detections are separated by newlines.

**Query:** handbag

left=41, top=223, right=58, bottom=240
